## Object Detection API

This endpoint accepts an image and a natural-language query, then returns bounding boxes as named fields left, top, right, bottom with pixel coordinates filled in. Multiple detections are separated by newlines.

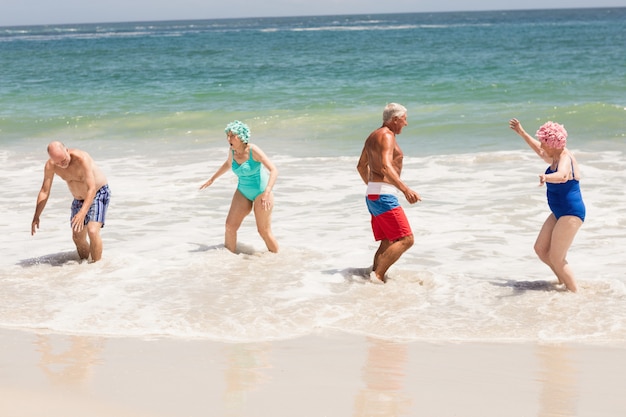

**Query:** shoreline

left=2, top=328, right=625, bottom=416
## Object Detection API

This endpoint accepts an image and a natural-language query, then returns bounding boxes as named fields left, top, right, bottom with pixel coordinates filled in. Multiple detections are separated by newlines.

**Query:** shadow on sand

left=322, top=266, right=372, bottom=283
left=491, top=279, right=565, bottom=295
left=17, top=251, right=81, bottom=268
left=188, top=243, right=224, bottom=253
left=188, top=242, right=258, bottom=256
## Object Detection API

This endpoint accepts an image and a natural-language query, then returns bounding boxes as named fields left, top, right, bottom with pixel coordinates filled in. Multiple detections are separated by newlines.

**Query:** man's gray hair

left=382, top=103, right=407, bottom=123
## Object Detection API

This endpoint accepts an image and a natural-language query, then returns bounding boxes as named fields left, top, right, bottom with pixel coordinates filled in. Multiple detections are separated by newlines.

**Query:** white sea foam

left=1, top=143, right=625, bottom=344
left=290, top=24, right=419, bottom=32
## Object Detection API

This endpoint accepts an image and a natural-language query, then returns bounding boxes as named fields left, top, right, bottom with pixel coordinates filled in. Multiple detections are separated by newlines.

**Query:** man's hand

left=31, top=218, right=39, bottom=236
left=404, top=188, right=421, bottom=204
left=71, top=212, right=86, bottom=232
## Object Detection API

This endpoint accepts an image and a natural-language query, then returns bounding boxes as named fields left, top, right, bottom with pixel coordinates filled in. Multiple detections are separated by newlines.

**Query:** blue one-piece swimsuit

left=545, top=161, right=586, bottom=222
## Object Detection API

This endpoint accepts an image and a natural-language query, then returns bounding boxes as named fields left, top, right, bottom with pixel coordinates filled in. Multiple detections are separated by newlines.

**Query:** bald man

left=31, top=142, right=111, bottom=262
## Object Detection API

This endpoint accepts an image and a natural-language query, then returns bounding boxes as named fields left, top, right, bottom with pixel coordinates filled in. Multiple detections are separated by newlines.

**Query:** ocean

left=1, top=8, right=625, bottom=344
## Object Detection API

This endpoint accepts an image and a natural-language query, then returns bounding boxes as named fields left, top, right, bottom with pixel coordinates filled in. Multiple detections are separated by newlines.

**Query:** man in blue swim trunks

left=32, top=141, right=111, bottom=262
left=357, top=103, right=421, bottom=283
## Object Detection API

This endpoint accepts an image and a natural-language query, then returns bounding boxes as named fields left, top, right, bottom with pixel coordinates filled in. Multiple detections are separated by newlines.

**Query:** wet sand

left=2, top=329, right=625, bottom=416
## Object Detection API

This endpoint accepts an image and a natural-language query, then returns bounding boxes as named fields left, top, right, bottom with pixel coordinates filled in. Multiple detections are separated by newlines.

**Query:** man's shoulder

left=368, top=128, right=396, bottom=147
left=368, top=127, right=392, bottom=139
left=43, top=158, right=55, bottom=172
left=69, top=148, right=89, bottom=158
left=70, top=148, right=94, bottom=165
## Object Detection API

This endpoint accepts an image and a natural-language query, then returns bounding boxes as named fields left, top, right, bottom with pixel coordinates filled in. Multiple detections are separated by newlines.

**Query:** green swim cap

left=224, top=120, right=250, bottom=143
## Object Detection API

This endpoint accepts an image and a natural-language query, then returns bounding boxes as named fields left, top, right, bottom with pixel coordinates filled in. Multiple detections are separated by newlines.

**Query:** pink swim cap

left=536, top=121, right=567, bottom=149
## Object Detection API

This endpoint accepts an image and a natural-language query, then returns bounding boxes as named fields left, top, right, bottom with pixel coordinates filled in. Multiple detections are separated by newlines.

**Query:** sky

left=1, top=0, right=624, bottom=26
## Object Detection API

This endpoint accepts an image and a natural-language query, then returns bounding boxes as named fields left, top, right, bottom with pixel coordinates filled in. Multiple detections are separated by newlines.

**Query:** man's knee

left=72, top=228, right=87, bottom=243
left=400, top=234, right=414, bottom=248
left=86, top=222, right=102, bottom=239
left=390, top=234, right=413, bottom=253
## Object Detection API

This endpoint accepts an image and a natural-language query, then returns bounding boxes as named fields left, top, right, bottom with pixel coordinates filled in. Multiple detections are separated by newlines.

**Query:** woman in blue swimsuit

left=510, top=118, right=585, bottom=292
left=200, top=120, right=279, bottom=253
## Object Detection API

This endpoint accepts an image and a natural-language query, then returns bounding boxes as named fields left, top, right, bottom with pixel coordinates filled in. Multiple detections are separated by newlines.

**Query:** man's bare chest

left=55, top=167, right=85, bottom=183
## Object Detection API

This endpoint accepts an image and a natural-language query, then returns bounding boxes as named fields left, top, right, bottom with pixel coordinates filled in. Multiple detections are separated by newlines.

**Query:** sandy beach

left=1, top=328, right=625, bottom=417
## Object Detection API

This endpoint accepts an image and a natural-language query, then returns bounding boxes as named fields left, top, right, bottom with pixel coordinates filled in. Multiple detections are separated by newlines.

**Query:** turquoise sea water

left=1, top=8, right=624, bottom=155
left=1, top=9, right=625, bottom=343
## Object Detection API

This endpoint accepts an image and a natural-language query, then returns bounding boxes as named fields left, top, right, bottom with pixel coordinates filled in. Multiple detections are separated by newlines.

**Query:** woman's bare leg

left=224, top=191, right=253, bottom=253
left=253, top=192, right=278, bottom=253
left=548, top=216, right=583, bottom=292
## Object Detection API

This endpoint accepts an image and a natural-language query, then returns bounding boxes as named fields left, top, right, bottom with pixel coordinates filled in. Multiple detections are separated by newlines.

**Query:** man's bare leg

left=372, top=240, right=390, bottom=273
left=371, top=234, right=414, bottom=283
left=87, top=221, right=104, bottom=262
left=72, top=228, right=90, bottom=260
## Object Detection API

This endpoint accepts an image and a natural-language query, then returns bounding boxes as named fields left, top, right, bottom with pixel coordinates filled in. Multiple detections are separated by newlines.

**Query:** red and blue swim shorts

left=365, top=193, right=412, bottom=242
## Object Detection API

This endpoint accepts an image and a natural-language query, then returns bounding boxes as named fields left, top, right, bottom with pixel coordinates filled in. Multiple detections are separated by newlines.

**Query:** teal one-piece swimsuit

left=232, top=148, right=269, bottom=201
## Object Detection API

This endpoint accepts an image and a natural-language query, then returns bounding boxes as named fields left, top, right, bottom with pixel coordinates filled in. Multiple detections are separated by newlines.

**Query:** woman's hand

left=509, top=118, right=524, bottom=135
left=538, top=173, right=546, bottom=186
left=260, top=191, right=273, bottom=211
left=199, top=179, right=213, bottom=190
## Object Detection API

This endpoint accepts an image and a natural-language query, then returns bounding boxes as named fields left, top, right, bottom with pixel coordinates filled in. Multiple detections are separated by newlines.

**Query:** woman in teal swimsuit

left=509, top=118, right=584, bottom=292
left=200, top=120, right=279, bottom=253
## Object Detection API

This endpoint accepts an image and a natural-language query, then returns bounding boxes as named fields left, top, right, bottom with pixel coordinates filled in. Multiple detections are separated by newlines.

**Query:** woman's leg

left=548, top=216, right=583, bottom=292
left=534, top=214, right=558, bottom=279
left=225, top=190, right=253, bottom=253
left=253, top=192, right=279, bottom=253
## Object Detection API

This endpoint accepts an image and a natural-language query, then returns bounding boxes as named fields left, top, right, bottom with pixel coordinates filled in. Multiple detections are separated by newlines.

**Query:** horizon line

left=1, top=6, right=623, bottom=29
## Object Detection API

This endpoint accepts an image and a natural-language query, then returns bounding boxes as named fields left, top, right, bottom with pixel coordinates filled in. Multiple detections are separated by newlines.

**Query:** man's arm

left=378, top=133, right=406, bottom=191
left=31, top=162, right=55, bottom=235
left=379, top=133, right=421, bottom=204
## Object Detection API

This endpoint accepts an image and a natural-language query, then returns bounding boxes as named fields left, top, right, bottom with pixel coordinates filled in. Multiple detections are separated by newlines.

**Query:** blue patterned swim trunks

left=70, top=184, right=111, bottom=227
